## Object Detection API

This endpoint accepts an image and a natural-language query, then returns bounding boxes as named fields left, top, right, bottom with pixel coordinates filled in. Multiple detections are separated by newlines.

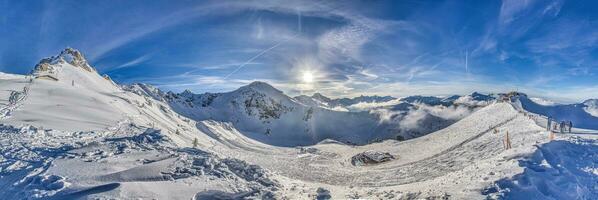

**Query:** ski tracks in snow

left=0, top=77, right=32, bottom=119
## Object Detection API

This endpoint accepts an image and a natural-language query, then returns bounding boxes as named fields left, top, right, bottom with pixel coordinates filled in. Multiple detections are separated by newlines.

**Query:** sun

left=302, top=71, right=314, bottom=83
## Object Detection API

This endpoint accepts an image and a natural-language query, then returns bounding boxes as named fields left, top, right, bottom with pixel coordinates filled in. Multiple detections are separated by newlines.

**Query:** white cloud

left=499, top=0, right=535, bottom=27
left=529, top=97, right=559, bottom=106
left=108, top=54, right=152, bottom=71
left=347, top=99, right=402, bottom=112
left=415, top=104, right=476, bottom=120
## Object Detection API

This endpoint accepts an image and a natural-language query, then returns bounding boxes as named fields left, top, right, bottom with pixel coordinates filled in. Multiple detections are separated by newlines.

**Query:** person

left=568, top=121, right=573, bottom=133
left=560, top=121, right=565, bottom=133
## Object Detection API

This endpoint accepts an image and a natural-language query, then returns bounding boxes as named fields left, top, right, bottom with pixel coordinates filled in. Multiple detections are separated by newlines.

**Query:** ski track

left=0, top=77, right=32, bottom=119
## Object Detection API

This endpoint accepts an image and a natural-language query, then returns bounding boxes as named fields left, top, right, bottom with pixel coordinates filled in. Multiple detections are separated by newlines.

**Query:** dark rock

left=351, top=150, right=395, bottom=166
left=316, top=187, right=331, bottom=200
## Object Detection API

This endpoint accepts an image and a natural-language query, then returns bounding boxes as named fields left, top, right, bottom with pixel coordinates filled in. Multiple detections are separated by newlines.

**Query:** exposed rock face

left=33, top=47, right=95, bottom=74
left=351, top=150, right=395, bottom=166
left=315, top=187, right=332, bottom=200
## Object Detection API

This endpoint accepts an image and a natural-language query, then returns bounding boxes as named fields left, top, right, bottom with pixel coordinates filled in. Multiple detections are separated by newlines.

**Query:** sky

left=1, top=0, right=597, bottom=102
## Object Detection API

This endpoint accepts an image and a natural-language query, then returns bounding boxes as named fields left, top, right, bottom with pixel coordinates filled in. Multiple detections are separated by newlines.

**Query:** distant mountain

left=398, top=92, right=495, bottom=108
left=142, top=81, right=398, bottom=146
left=584, top=99, right=598, bottom=117
left=400, top=95, right=450, bottom=106
left=442, top=95, right=461, bottom=102
left=333, top=95, right=397, bottom=107
left=293, top=93, right=396, bottom=109
left=133, top=81, right=468, bottom=146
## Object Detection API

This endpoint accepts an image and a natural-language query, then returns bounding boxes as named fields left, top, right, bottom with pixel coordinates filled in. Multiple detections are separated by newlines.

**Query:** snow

left=584, top=99, right=598, bottom=117
left=1, top=48, right=598, bottom=199
left=514, top=94, right=598, bottom=130
left=485, top=136, right=598, bottom=199
left=159, top=82, right=497, bottom=146
left=160, top=81, right=426, bottom=146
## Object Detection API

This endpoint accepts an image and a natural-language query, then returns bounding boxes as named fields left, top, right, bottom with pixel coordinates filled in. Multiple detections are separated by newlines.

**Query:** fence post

left=504, top=131, right=511, bottom=150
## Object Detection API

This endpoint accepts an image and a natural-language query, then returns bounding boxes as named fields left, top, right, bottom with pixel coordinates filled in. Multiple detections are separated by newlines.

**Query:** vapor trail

left=223, top=34, right=295, bottom=80
left=465, top=49, right=468, bottom=73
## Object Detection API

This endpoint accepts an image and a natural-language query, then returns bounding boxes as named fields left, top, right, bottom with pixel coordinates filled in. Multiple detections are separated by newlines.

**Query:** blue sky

left=1, top=0, right=597, bottom=102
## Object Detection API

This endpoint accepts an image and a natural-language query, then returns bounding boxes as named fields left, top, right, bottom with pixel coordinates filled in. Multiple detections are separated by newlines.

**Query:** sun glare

left=302, top=71, right=314, bottom=83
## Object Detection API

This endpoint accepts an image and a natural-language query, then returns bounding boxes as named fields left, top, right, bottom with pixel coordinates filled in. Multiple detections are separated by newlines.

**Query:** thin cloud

left=107, top=54, right=152, bottom=72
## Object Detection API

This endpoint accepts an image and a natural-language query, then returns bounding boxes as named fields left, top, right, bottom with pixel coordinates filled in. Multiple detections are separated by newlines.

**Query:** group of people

left=547, top=116, right=573, bottom=133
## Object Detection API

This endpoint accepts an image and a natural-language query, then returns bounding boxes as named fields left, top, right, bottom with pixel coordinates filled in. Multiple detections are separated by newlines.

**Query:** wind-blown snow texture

left=485, top=137, right=598, bottom=199
left=1, top=48, right=597, bottom=199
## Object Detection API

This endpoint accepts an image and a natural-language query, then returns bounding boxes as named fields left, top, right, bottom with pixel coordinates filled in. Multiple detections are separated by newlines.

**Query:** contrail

left=223, top=4, right=309, bottom=80
left=297, top=10, right=302, bottom=33
left=465, top=49, right=468, bottom=73
left=223, top=41, right=285, bottom=79
left=223, top=31, right=299, bottom=80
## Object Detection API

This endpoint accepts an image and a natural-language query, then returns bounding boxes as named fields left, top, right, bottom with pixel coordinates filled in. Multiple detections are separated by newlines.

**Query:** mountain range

left=1, top=48, right=598, bottom=199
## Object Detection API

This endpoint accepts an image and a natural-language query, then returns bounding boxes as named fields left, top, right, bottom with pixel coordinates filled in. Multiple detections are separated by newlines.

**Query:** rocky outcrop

left=33, top=47, right=95, bottom=74
left=351, top=150, right=395, bottom=166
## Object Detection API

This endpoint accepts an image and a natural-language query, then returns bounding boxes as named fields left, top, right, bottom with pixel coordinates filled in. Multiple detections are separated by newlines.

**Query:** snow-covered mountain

left=584, top=99, right=598, bottom=117
left=293, top=93, right=396, bottom=111
left=135, top=81, right=407, bottom=146
left=1, top=48, right=597, bottom=199
left=399, top=92, right=495, bottom=107
left=0, top=48, right=276, bottom=199
left=132, top=81, right=496, bottom=146
left=400, top=95, right=453, bottom=106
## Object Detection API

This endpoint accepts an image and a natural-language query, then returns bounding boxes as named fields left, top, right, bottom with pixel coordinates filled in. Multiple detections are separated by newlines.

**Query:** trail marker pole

left=504, top=131, right=512, bottom=150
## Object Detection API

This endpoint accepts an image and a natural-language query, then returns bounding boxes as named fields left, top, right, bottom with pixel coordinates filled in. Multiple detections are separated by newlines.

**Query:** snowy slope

left=0, top=48, right=125, bottom=130
left=191, top=102, right=597, bottom=199
left=486, top=136, right=598, bottom=199
left=153, top=81, right=399, bottom=146
left=583, top=99, right=598, bottom=117
left=1, top=48, right=597, bottom=199
left=150, top=81, right=477, bottom=146
left=0, top=48, right=281, bottom=199
left=0, top=48, right=207, bottom=146
left=512, top=93, right=598, bottom=130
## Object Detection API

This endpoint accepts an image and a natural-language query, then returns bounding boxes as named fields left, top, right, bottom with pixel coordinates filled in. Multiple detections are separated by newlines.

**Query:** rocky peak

left=442, top=95, right=461, bottom=102
left=181, top=89, right=195, bottom=96
left=122, top=83, right=165, bottom=101
left=33, top=47, right=95, bottom=74
left=237, top=81, right=283, bottom=96
left=311, top=93, right=331, bottom=102
left=469, top=92, right=494, bottom=101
